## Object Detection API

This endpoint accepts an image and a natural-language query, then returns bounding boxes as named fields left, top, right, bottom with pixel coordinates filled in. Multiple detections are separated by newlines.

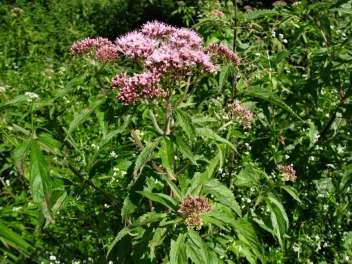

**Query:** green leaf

left=241, top=88, right=302, bottom=120
left=175, top=110, right=195, bottom=138
left=149, top=227, right=167, bottom=260
left=235, top=164, right=265, bottom=187
left=107, top=227, right=131, bottom=257
left=233, top=219, right=263, bottom=261
left=30, top=143, right=54, bottom=222
left=196, top=127, right=235, bottom=150
left=187, top=152, right=221, bottom=195
left=121, top=196, right=137, bottom=219
left=37, top=133, right=62, bottom=156
left=133, top=140, right=160, bottom=178
left=68, top=97, right=105, bottom=134
left=186, top=230, right=210, bottom=264
left=170, top=234, right=187, bottom=264
left=204, top=180, right=241, bottom=217
left=265, top=193, right=289, bottom=246
left=280, top=185, right=302, bottom=204
left=137, top=212, right=168, bottom=225
left=0, top=221, right=31, bottom=255
left=137, top=191, right=177, bottom=209
left=159, top=138, right=175, bottom=179
left=175, top=135, right=198, bottom=165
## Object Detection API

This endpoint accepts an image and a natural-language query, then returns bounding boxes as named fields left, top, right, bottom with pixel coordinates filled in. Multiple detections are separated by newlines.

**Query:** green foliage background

left=0, top=0, right=351, bottom=263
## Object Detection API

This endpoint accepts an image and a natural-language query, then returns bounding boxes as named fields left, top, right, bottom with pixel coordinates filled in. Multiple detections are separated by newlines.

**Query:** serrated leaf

left=187, top=152, right=221, bottom=195
left=175, top=110, right=195, bottom=138
left=241, top=88, right=302, bottom=120
left=170, top=234, right=187, bottom=264
left=186, top=230, right=210, bottom=264
left=266, top=194, right=289, bottom=246
left=98, top=129, right=123, bottom=149
left=266, top=194, right=289, bottom=230
left=149, top=227, right=167, bottom=260
left=175, top=135, right=198, bottom=165
left=107, top=227, right=131, bottom=257
left=37, top=133, right=62, bottom=156
left=280, top=185, right=302, bottom=203
left=204, top=180, right=241, bottom=216
left=133, top=140, right=160, bottom=178
left=121, top=196, right=137, bottom=219
left=68, top=98, right=105, bottom=134
left=235, top=164, right=265, bottom=187
left=196, top=127, right=235, bottom=150
left=159, top=138, right=175, bottom=179
left=0, top=221, right=32, bottom=255
left=30, top=143, right=53, bottom=223
left=233, top=219, right=263, bottom=260
left=137, top=191, right=177, bottom=209
left=137, top=212, right=168, bottom=225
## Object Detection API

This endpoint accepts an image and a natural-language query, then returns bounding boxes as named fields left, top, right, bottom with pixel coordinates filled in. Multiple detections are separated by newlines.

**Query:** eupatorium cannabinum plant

left=71, top=21, right=298, bottom=263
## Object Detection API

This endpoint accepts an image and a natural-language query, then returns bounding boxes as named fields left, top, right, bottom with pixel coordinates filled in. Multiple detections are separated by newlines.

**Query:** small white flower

left=91, top=144, right=99, bottom=150
left=108, top=261, right=114, bottom=264
left=110, top=151, right=118, bottom=158
left=5, top=180, right=10, bottom=186
left=278, top=33, right=284, bottom=39
left=12, top=206, right=22, bottom=212
left=25, top=92, right=40, bottom=101
left=49, top=255, right=56, bottom=261
left=282, top=39, right=288, bottom=44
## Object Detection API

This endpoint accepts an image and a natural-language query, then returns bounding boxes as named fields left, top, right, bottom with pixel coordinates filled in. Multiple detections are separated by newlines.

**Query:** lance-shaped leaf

left=196, top=127, right=235, bottom=151
left=240, top=87, right=302, bottom=120
left=68, top=97, right=105, bottom=134
left=133, top=140, right=160, bottom=178
left=187, top=152, right=221, bottom=195
left=0, top=221, right=32, bottom=255
left=159, top=138, right=175, bottom=179
left=204, top=180, right=241, bottom=216
left=175, top=110, right=195, bottom=138
left=30, top=143, right=53, bottom=221
left=170, top=234, right=187, bottom=264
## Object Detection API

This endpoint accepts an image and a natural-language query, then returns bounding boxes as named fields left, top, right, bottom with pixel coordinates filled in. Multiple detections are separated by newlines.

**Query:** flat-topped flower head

left=112, top=71, right=164, bottom=104
left=169, top=28, right=203, bottom=49
left=71, top=21, right=240, bottom=104
left=141, top=21, right=176, bottom=39
left=70, top=37, right=112, bottom=55
left=96, top=45, right=119, bottom=62
left=178, top=196, right=211, bottom=230
left=115, top=31, right=158, bottom=59
left=278, top=164, right=297, bottom=182
left=228, top=100, right=253, bottom=129
left=208, top=43, right=241, bottom=65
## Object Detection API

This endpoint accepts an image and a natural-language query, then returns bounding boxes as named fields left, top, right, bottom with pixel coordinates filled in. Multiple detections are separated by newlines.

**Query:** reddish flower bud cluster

left=71, top=21, right=241, bottom=104
left=208, top=43, right=241, bottom=65
left=178, top=196, right=211, bottom=230
left=228, top=100, right=253, bottom=129
left=278, top=164, right=297, bottom=182
left=211, top=10, right=225, bottom=17
left=70, top=37, right=118, bottom=62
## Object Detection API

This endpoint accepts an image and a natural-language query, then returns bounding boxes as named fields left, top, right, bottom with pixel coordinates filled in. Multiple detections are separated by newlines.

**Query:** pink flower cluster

left=278, top=164, right=297, bottom=182
left=228, top=100, right=253, bottom=129
left=208, top=43, right=241, bottom=65
left=178, top=196, right=211, bottom=230
left=70, top=37, right=118, bottom=62
left=71, top=21, right=241, bottom=104
left=112, top=71, right=165, bottom=103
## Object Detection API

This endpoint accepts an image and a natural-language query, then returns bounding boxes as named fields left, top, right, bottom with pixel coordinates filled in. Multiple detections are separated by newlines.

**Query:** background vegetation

left=0, top=0, right=351, bottom=263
